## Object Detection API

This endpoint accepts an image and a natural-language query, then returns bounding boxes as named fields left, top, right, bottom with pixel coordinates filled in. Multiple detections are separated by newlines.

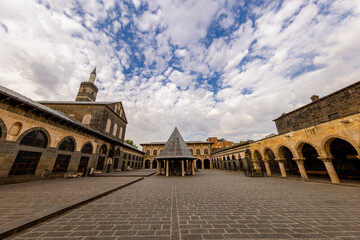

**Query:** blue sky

left=0, top=0, right=359, bottom=146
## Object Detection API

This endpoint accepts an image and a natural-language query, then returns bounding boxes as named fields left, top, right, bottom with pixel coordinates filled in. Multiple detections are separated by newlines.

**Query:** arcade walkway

left=7, top=170, right=360, bottom=239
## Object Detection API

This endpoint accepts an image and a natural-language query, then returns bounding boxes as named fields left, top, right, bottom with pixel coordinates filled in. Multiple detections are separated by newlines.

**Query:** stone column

left=276, top=158, right=287, bottom=177
left=181, top=160, right=184, bottom=177
left=166, top=160, right=169, bottom=177
left=319, top=157, right=340, bottom=183
left=202, top=159, right=204, bottom=170
left=293, top=158, right=308, bottom=180
left=264, top=160, right=272, bottom=176
left=157, top=160, right=161, bottom=176
left=192, top=160, right=195, bottom=175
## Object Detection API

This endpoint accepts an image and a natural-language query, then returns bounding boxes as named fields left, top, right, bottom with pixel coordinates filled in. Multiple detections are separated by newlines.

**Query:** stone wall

left=274, top=81, right=360, bottom=134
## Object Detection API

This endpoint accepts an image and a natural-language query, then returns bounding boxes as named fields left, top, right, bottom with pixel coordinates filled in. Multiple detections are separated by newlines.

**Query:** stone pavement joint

left=0, top=177, right=144, bottom=239
left=6, top=170, right=360, bottom=240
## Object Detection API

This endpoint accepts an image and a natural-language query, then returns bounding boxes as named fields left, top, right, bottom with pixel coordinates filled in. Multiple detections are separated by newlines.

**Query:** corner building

left=249, top=81, right=360, bottom=183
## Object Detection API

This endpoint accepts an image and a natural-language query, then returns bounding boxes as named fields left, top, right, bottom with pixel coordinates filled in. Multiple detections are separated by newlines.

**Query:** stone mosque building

left=0, top=68, right=144, bottom=185
left=0, top=66, right=359, bottom=185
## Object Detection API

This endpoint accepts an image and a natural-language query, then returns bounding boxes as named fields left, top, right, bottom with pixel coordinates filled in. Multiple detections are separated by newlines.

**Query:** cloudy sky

left=0, top=0, right=359, bottom=147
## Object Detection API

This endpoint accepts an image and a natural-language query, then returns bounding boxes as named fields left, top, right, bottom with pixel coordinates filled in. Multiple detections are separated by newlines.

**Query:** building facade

left=141, top=141, right=213, bottom=170
left=211, top=142, right=252, bottom=171
left=0, top=69, right=144, bottom=185
left=207, top=137, right=236, bottom=150
left=249, top=81, right=360, bottom=183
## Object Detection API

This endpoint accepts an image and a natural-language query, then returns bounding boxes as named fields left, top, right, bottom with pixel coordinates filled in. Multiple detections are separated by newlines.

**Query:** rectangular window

left=204, top=149, right=209, bottom=154
left=146, top=150, right=150, bottom=155
left=328, top=112, right=339, bottom=120
left=9, top=151, right=42, bottom=176
left=53, top=154, right=71, bottom=173
left=293, top=125, right=300, bottom=130
left=196, top=149, right=200, bottom=154
left=96, top=156, right=105, bottom=170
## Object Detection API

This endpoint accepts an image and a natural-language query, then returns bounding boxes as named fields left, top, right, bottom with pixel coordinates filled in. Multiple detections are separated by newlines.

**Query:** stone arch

left=196, top=159, right=202, bottom=169
left=263, top=147, right=279, bottom=174
left=82, top=114, right=91, bottom=124
left=263, top=147, right=276, bottom=160
left=10, top=128, right=50, bottom=176
left=204, top=159, right=210, bottom=169
left=57, top=136, right=77, bottom=152
left=16, top=127, right=51, bottom=148
left=326, top=137, right=360, bottom=179
left=322, top=135, right=360, bottom=158
left=0, top=118, right=7, bottom=140
left=9, top=122, right=22, bottom=136
left=99, top=144, right=108, bottom=155
left=277, top=145, right=295, bottom=159
left=295, top=141, right=321, bottom=158
left=81, top=142, right=93, bottom=154
left=232, top=155, right=236, bottom=160
left=253, top=150, right=263, bottom=161
left=278, top=145, right=299, bottom=176
left=253, top=149, right=265, bottom=172
left=152, top=160, right=157, bottom=168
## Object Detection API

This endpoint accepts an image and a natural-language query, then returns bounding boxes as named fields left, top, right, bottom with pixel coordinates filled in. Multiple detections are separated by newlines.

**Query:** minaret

left=75, top=66, right=99, bottom=102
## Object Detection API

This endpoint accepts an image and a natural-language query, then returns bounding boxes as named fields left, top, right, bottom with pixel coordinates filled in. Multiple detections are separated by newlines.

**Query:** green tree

left=125, top=139, right=138, bottom=149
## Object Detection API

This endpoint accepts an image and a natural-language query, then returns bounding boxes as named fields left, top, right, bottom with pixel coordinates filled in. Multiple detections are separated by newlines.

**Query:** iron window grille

left=20, top=130, right=47, bottom=148
left=9, top=151, right=42, bottom=175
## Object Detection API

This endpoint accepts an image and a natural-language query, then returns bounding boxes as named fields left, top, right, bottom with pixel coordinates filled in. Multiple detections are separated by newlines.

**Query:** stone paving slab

left=0, top=177, right=143, bottom=238
left=7, top=170, right=360, bottom=240
left=98, top=169, right=156, bottom=177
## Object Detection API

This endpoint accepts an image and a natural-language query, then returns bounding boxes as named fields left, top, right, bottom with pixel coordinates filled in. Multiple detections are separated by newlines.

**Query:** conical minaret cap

left=155, top=127, right=196, bottom=159
left=88, top=66, right=96, bottom=83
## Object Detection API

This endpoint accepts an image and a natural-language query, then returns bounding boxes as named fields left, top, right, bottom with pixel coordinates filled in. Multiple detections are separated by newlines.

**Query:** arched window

left=20, top=130, right=48, bottom=148
left=99, top=144, right=107, bottom=155
left=113, top=124, right=118, bottom=136
left=81, top=143, right=93, bottom=154
left=123, top=153, right=127, bottom=159
left=9, top=122, right=22, bottom=136
left=82, top=115, right=91, bottom=124
left=153, top=150, right=157, bottom=155
left=119, top=127, right=123, bottom=139
left=204, top=148, right=209, bottom=154
left=105, top=119, right=111, bottom=133
left=58, top=137, right=75, bottom=152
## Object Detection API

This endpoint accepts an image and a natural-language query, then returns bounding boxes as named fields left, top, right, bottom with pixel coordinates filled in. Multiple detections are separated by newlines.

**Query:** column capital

left=275, top=158, right=285, bottom=162
left=292, top=157, right=305, bottom=163
left=318, top=156, right=334, bottom=162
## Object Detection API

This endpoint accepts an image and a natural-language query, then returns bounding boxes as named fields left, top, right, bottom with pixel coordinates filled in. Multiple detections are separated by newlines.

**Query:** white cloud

left=0, top=0, right=359, bottom=149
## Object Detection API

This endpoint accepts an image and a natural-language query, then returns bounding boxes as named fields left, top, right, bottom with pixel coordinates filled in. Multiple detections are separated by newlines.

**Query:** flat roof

left=0, top=85, right=142, bottom=154
left=273, top=80, right=360, bottom=121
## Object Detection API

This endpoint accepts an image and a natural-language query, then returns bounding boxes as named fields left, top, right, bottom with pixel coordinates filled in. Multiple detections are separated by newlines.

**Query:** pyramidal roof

left=154, top=127, right=196, bottom=159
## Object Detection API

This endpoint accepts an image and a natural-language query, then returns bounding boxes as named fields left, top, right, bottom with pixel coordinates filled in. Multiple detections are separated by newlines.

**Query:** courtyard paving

left=6, top=170, right=360, bottom=240
left=0, top=177, right=142, bottom=236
